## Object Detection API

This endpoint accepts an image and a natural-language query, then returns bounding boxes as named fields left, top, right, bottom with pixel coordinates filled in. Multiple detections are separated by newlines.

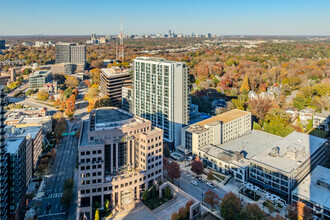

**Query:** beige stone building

left=77, top=107, right=163, bottom=219
left=180, top=109, right=251, bottom=154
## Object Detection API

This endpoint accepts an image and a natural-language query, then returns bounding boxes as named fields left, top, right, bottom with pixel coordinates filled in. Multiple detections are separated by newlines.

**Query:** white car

left=191, top=180, right=198, bottom=186
left=207, top=182, right=214, bottom=188
left=198, top=177, right=205, bottom=182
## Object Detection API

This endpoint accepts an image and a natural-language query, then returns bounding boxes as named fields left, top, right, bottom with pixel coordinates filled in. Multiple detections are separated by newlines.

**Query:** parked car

left=207, top=182, right=214, bottom=188
left=199, top=177, right=205, bottom=182
left=191, top=180, right=198, bottom=186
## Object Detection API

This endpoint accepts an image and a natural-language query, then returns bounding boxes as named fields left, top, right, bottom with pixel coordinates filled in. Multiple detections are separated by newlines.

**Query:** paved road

left=37, top=121, right=79, bottom=220
left=177, top=170, right=227, bottom=204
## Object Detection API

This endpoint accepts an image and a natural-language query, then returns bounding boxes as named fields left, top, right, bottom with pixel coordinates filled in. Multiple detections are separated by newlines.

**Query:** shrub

left=178, top=207, right=187, bottom=219
left=171, top=212, right=179, bottom=220
left=142, top=190, right=149, bottom=201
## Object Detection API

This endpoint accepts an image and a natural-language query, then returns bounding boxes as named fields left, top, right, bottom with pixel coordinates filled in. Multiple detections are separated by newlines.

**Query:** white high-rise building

left=133, top=57, right=189, bottom=147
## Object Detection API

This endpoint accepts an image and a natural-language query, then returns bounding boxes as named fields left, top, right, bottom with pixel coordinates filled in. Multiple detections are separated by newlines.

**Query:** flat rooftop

left=15, top=126, right=41, bottom=139
left=95, top=108, right=133, bottom=124
left=251, top=132, right=327, bottom=173
left=80, top=121, right=102, bottom=147
left=100, top=68, right=129, bottom=77
left=6, top=136, right=25, bottom=154
left=30, top=70, right=51, bottom=77
left=292, top=165, right=330, bottom=209
left=199, top=130, right=281, bottom=163
left=134, top=57, right=183, bottom=64
left=197, top=109, right=250, bottom=126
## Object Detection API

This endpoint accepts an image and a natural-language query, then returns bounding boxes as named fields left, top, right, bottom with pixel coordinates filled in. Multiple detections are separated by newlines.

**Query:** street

left=37, top=121, right=79, bottom=220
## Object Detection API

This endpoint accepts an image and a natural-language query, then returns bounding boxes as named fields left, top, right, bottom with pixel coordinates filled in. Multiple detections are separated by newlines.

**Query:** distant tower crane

left=118, top=17, right=125, bottom=62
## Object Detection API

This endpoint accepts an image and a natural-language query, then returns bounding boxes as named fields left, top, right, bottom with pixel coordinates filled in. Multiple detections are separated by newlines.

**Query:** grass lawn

left=143, top=194, right=173, bottom=210
left=213, top=172, right=226, bottom=180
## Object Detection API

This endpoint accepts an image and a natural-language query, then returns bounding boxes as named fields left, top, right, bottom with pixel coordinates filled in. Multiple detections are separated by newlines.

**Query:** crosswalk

left=48, top=193, right=63, bottom=198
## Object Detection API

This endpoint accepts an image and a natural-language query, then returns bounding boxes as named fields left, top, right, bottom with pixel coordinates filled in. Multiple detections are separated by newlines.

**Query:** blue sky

left=1, top=0, right=330, bottom=35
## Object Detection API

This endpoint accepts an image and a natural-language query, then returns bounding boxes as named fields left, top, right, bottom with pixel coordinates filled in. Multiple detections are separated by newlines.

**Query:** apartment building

left=100, top=67, right=132, bottom=107
left=292, top=165, right=330, bottom=219
left=0, top=85, right=9, bottom=220
left=181, top=109, right=251, bottom=153
left=77, top=107, right=163, bottom=219
left=55, top=42, right=75, bottom=64
left=249, top=132, right=328, bottom=201
left=133, top=57, right=189, bottom=147
left=29, top=70, right=53, bottom=88
left=121, top=86, right=133, bottom=113
left=6, top=136, right=26, bottom=220
left=55, top=43, right=86, bottom=71
left=71, top=45, right=86, bottom=65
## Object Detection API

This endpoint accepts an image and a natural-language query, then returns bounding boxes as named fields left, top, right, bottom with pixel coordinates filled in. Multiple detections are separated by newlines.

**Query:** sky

left=1, top=0, right=330, bottom=36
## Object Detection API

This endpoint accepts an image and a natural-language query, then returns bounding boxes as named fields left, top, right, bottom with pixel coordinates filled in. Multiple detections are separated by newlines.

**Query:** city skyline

left=1, top=0, right=330, bottom=36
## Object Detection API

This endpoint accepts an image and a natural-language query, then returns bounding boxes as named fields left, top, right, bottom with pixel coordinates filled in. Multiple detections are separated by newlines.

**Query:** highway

left=37, top=121, right=79, bottom=220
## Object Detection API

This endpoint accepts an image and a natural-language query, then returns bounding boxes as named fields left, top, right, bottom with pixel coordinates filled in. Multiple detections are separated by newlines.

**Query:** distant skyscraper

left=133, top=57, right=190, bottom=147
left=207, top=33, right=212, bottom=38
left=91, top=34, right=96, bottom=41
left=0, top=40, right=5, bottom=49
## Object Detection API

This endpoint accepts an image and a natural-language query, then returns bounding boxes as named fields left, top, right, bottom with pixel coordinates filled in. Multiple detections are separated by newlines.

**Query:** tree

left=167, top=161, right=181, bottom=183
left=165, top=186, right=171, bottom=198
left=207, top=169, right=215, bottom=181
left=90, top=68, right=101, bottom=85
left=95, top=97, right=111, bottom=108
left=264, top=108, right=291, bottom=125
left=60, top=188, right=73, bottom=209
left=220, top=192, right=242, bottom=220
left=150, top=185, right=157, bottom=197
left=248, top=97, right=273, bottom=123
left=287, top=201, right=313, bottom=220
left=53, top=112, right=67, bottom=140
left=65, top=94, right=76, bottom=119
left=269, top=214, right=286, bottom=220
left=23, top=68, right=32, bottom=75
left=178, top=207, right=187, bottom=219
left=84, top=86, right=99, bottom=102
left=53, top=98, right=61, bottom=107
left=171, top=212, right=179, bottom=220
left=90, top=60, right=103, bottom=69
left=185, top=200, right=194, bottom=213
left=191, top=159, right=204, bottom=177
left=253, top=122, right=262, bottom=130
left=104, top=199, right=110, bottom=212
left=240, top=75, right=250, bottom=93
left=37, top=90, right=49, bottom=101
left=163, top=157, right=169, bottom=170
left=204, top=189, right=220, bottom=211
left=95, top=208, right=100, bottom=220
left=240, top=203, right=266, bottom=220
left=163, top=142, right=170, bottom=157
left=142, top=190, right=149, bottom=201
left=17, top=76, right=23, bottom=83
left=65, top=75, right=79, bottom=88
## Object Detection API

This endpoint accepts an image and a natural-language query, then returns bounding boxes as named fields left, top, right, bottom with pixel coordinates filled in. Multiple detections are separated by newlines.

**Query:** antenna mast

left=118, top=17, right=124, bottom=62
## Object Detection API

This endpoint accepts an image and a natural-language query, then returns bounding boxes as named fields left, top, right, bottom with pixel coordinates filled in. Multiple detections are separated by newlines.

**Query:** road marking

left=38, top=212, right=66, bottom=218
left=49, top=193, right=63, bottom=198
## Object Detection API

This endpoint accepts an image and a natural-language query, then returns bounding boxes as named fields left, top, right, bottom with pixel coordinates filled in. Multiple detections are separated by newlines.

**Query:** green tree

left=23, top=68, right=32, bottom=75
left=17, top=76, right=24, bottom=83
left=37, top=90, right=49, bottom=101
left=95, top=208, right=100, bottom=220
left=60, top=188, right=73, bottom=209
left=142, top=190, right=149, bottom=201
left=165, top=186, right=171, bottom=198
left=150, top=185, right=157, bottom=197
left=253, top=122, right=262, bottom=130
left=220, top=192, right=242, bottom=220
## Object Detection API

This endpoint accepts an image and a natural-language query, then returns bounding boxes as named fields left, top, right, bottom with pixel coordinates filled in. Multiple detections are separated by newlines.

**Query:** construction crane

left=118, top=17, right=124, bottom=62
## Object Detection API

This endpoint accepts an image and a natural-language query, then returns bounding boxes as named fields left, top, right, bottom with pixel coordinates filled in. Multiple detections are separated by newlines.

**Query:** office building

left=121, top=86, right=133, bottom=113
left=29, top=70, right=53, bottom=88
left=100, top=67, right=132, bottom=107
left=133, top=57, right=189, bottom=147
left=0, top=85, right=9, bottom=220
left=71, top=45, right=86, bottom=65
left=55, top=43, right=86, bottom=68
left=77, top=107, right=163, bottom=219
left=181, top=109, right=251, bottom=153
left=292, top=165, right=330, bottom=219
left=0, top=40, right=5, bottom=49
left=249, top=132, right=328, bottom=201
left=6, top=136, right=26, bottom=219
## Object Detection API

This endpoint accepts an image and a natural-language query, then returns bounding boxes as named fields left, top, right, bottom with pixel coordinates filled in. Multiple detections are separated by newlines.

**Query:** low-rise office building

left=100, top=67, right=132, bottom=107
left=29, top=70, right=53, bottom=88
left=181, top=109, right=251, bottom=153
left=77, top=107, right=163, bottom=219
left=249, top=132, right=328, bottom=201
left=292, top=165, right=330, bottom=219
left=313, top=110, right=330, bottom=130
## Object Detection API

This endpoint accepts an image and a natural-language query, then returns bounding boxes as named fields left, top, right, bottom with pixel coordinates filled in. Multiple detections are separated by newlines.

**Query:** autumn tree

left=191, top=159, right=204, bottom=177
left=240, top=75, right=250, bottom=93
left=167, top=161, right=181, bottom=183
left=37, top=90, right=49, bottom=101
left=287, top=201, right=313, bottom=220
left=65, top=95, right=76, bottom=119
left=171, top=212, right=179, bottom=220
left=204, top=189, right=220, bottom=211
left=90, top=60, right=103, bottom=69
left=178, top=207, right=187, bottom=219
left=53, top=98, right=61, bottom=107
left=248, top=97, right=273, bottom=123
left=220, top=192, right=242, bottom=220
left=185, top=200, right=194, bottom=213
left=240, top=203, right=266, bottom=220
left=65, top=75, right=79, bottom=88
left=52, top=112, right=67, bottom=140
left=163, top=157, right=169, bottom=170
left=90, top=68, right=101, bottom=85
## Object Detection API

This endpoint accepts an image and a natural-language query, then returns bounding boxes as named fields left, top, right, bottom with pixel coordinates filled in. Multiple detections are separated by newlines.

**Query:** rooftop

left=30, top=70, right=52, bottom=77
left=292, top=165, right=330, bottom=209
left=197, top=109, right=250, bottom=126
left=315, top=109, right=330, bottom=118
left=134, top=56, right=183, bottom=64
left=251, top=132, right=327, bottom=173
left=80, top=121, right=102, bottom=147
left=6, top=136, right=25, bottom=154
left=95, top=108, right=133, bottom=124
left=199, top=130, right=281, bottom=164
left=15, top=126, right=41, bottom=139
left=101, top=68, right=130, bottom=77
